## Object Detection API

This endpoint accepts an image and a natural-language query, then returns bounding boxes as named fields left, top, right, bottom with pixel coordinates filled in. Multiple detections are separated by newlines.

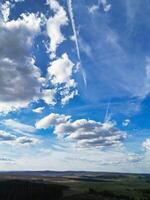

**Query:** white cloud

left=65, top=152, right=143, bottom=166
left=46, top=0, right=68, bottom=57
left=143, top=138, right=150, bottom=151
left=42, top=89, right=56, bottom=105
left=0, top=130, right=16, bottom=141
left=9, top=147, right=143, bottom=172
left=1, top=119, right=36, bottom=134
left=55, top=120, right=127, bottom=147
left=127, top=153, right=143, bottom=163
left=35, top=113, right=71, bottom=129
left=100, top=0, right=111, bottom=12
left=48, top=53, right=75, bottom=85
left=16, top=136, right=39, bottom=145
left=33, top=107, right=44, bottom=114
left=13, top=0, right=25, bottom=2
left=88, top=4, right=99, bottom=14
left=61, top=89, right=78, bottom=105
left=0, top=130, right=38, bottom=145
left=88, top=0, right=111, bottom=14
left=0, top=157, right=14, bottom=162
left=0, top=12, right=44, bottom=113
left=45, top=1, right=79, bottom=105
left=36, top=113, right=127, bottom=148
left=122, top=119, right=130, bottom=127
left=1, top=1, right=10, bottom=22
left=46, top=53, right=77, bottom=105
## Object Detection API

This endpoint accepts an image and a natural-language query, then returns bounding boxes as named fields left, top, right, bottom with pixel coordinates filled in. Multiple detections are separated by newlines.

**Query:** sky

left=0, top=0, right=150, bottom=173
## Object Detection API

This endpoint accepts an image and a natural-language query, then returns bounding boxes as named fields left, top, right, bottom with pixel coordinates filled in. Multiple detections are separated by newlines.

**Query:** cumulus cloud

left=42, top=89, right=56, bottom=105
left=44, top=1, right=78, bottom=105
left=33, top=107, right=44, bottom=114
left=0, top=11, right=44, bottom=113
left=61, top=89, right=78, bottom=105
left=36, top=113, right=127, bottom=148
left=48, top=53, right=75, bottom=85
left=0, top=0, right=77, bottom=111
left=46, top=0, right=68, bottom=57
left=55, top=120, right=126, bottom=147
left=46, top=53, right=78, bottom=105
left=35, top=113, right=71, bottom=129
left=143, top=138, right=150, bottom=151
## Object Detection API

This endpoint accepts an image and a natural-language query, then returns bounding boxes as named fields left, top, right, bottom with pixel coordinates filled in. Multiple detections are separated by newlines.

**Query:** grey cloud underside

left=0, top=58, right=41, bottom=102
left=55, top=120, right=127, bottom=148
left=0, top=119, right=38, bottom=145
left=36, top=113, right=127, bottom=148
left=0, top=25, right=41, bottom=101
left=0, top=131, right=16, bottom=141
left=0, top=130, right=38, bottom=145
left=0, top=157, right=14, bottom=162
left=0, top=14, right=43, bottom=111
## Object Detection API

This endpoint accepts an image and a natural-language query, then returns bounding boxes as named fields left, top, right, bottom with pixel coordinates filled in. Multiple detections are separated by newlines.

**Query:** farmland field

left=0, top=172, right=150, bottom=200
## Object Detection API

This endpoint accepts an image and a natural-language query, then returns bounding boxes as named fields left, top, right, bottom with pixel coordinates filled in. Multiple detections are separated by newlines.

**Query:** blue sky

left=0, top=0, right=150, bottom=172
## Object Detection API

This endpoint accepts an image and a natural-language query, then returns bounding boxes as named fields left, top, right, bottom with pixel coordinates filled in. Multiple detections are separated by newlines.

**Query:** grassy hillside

left=0, top=173, right=149, bottom=199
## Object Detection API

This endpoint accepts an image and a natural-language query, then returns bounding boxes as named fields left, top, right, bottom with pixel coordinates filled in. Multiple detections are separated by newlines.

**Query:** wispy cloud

left=0, top=130, right=38, bottom=146
left=143, top=138, right=150, bottom=151
left=32, top=107, right=44, bottom=114
left=1, top=119, right=36, bottom=134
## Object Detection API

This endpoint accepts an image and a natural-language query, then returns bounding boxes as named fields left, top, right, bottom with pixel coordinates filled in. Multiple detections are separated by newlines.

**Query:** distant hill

left=0, top=171, right=149, bottom=178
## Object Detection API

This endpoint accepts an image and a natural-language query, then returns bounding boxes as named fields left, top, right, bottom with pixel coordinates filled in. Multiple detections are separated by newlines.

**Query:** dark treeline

left=0, top=180, right=67, bottom=200
left=0, top=179, right=150, bottom=200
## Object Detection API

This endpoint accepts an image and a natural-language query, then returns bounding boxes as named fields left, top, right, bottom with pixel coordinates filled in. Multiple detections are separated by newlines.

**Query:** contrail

left=67, top=0, right=87, bottom=86
left=104, top=100, right=111, bottom=122
left=67, top=0, right=80, bottom=60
